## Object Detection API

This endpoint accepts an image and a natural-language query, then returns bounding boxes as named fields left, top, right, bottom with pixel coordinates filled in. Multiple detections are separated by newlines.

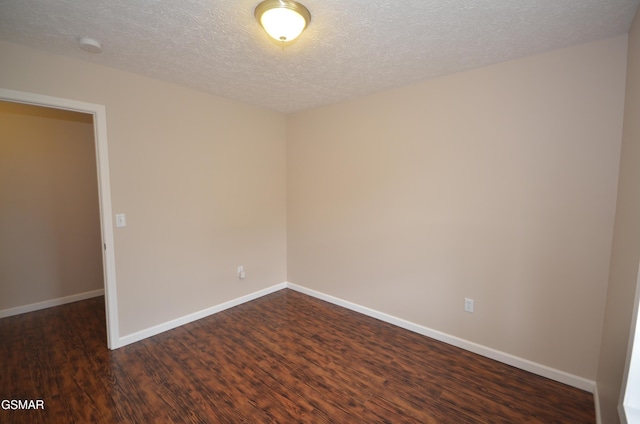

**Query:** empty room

left=1, top=1, right=640, bottom=423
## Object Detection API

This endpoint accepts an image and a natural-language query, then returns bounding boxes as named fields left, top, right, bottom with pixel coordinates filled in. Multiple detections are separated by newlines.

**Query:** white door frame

left=0, top=88, right=119, bottom=349
left=619, top=261, right=640, bottom=423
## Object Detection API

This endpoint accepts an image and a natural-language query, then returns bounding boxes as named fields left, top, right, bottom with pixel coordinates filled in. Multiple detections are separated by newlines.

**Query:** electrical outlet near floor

left=464, top=298, right=474, bottom=313
left=237, top=265, right=246, bottom=280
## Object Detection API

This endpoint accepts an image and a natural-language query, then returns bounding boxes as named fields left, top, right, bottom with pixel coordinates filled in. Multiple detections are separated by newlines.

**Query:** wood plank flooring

left=0, top=289, right=595, bottom=423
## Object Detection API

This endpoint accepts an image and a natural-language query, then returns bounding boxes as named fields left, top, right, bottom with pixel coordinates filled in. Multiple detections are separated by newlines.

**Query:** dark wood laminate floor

left=1, top=289, right=594, bottom=423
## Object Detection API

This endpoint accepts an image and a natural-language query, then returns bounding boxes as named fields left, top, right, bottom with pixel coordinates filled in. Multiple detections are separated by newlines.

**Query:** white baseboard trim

left=285, top=282, right=596, bottom=393
left=117, top=283, right=287, bottom=348
left=110, top=280, right=596, bottom=395
left=0, top=289, right=105, bottom=319
left=594, top=383, right=602, bottom=424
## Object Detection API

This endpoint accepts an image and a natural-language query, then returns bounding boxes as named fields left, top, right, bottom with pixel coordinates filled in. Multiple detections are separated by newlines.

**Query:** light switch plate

left=115, top=213, right=126, bottom=228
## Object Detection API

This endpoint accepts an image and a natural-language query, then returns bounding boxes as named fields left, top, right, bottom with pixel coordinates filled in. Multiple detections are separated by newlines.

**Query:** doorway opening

left=0, top=88, right=119, bottom=349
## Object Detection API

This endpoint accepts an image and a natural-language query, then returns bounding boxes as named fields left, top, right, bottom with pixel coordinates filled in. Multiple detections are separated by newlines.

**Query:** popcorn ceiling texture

left=0, top=0, right=638, bottom=113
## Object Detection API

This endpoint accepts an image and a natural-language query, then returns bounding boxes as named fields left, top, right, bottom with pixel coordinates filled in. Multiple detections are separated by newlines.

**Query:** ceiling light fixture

left=255, top=0, right=311, bottom=43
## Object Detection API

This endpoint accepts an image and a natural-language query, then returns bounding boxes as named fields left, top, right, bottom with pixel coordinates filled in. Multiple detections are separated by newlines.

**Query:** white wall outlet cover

left=237, top=266, right=246, bottom=279
left=464, top=298, right=474, bottom=313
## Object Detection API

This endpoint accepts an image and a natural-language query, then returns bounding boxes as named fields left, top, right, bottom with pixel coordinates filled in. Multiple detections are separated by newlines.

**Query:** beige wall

left=597, top=10, right=640, bottom=424
left=0, top=30, right=632, bottom=400
left=287, top=36, right=627, bottom=380
left=0, top=41, right=287, bottom=336
left=0, top=101, right=102, bottom=310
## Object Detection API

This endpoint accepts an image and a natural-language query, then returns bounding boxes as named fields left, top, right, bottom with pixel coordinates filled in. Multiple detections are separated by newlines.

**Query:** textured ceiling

left=1, top=0, right=639, bottom=113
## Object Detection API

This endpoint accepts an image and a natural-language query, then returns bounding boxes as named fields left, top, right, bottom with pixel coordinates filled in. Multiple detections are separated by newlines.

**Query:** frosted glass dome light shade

left=255, top=0, right=311, bottom=43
